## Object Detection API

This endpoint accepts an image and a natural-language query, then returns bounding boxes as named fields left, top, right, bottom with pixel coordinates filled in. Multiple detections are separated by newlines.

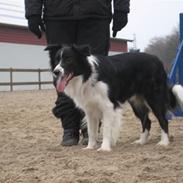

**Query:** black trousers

left=45, top=18, right=110, bottom=130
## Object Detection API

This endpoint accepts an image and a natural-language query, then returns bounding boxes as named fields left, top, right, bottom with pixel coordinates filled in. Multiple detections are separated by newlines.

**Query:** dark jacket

left=25, top=0, right=130, bottom=20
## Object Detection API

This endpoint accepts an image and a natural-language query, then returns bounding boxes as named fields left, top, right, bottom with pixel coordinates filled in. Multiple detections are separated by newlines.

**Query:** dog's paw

left=157, top=132, right=169, bottom=146
left=132, top=131, right=149, bottom=145
left=83, top=143, right=97, bottom=150
left=83, top=146, right=95, bottom=150
left=132, top=139, right=147, bottom=145
left=157, top=140, right=169, bottom=146
left=97, top=147, right=112, bottom=152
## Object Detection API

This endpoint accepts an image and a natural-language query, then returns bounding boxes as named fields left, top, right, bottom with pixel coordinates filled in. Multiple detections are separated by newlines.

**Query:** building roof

left=0, top=0, right=27, bottom=26
left=0, top=22, right=27, bottom=30
left=110, top=37, right=133, bottom=43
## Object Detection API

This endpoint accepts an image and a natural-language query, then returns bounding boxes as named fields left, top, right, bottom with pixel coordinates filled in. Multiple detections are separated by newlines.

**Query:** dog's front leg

left=84, top=114, right=98, bottom=150
left=98, top=108, right=114, bottom=152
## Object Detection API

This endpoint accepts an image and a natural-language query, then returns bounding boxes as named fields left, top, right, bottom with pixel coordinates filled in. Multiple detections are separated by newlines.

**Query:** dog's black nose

left=53, top=64, right=63, bottom=78
left=53, top=70, right=60, bottom=77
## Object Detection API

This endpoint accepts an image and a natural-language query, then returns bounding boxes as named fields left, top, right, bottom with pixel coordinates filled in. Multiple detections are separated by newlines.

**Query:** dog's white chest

left=65, top=76, right=110, bottom=112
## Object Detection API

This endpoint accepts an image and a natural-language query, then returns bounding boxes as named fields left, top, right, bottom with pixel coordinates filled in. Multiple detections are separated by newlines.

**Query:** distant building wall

left=0, top=24, right=46, bottom=45
left=0, top=42, right=49, bottom=68
left=110, top=38, right=128, bottom=52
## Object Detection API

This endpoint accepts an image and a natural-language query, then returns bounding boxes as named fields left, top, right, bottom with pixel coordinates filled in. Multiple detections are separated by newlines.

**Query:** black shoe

left=61, top=129, right=79, bottom=146
left=81, top=128, right=88, bottom=146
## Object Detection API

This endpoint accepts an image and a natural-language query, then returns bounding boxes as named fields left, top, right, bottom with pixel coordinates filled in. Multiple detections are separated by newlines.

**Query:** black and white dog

left=46, top=44, right=183, bottom=151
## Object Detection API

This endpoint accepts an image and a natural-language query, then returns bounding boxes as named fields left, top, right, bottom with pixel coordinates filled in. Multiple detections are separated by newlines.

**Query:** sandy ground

left=1, top=90, right=183, bottom=183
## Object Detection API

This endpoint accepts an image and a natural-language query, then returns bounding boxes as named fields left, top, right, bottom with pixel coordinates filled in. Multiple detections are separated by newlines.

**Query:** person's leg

left=45, top=20, right=76, bottom=45
left=52, top=92, right=84, bottom=146
left=45, top=20, right=87, bottom=146
left=77, top=18, right=111, bottom=56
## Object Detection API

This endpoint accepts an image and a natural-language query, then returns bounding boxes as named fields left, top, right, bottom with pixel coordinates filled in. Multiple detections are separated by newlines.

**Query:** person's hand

left=28, top=15, right=45, bottom=39
left=112, top=11, right=128, bottom=37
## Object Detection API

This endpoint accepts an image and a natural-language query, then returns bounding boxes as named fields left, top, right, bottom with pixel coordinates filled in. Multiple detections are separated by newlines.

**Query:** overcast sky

left=0, top=0, right=183, bottom=51
left=120, top=0, right=183, bottom=50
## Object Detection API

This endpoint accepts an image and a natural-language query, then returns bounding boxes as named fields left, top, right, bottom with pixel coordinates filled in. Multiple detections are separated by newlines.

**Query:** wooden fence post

left=10, top=68, right=13, bottom=91
left=38, top=69, right=41, bottom=90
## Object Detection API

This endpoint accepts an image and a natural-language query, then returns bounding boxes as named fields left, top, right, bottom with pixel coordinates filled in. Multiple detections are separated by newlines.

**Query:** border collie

left=45, top=44, right=183, bottom=151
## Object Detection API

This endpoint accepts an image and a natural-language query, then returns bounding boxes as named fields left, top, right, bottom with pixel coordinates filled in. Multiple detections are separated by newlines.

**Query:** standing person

left=24, top=0, right=130, bottom=146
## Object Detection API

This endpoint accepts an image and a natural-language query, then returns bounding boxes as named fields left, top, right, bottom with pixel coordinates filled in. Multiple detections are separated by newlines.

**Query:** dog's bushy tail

left=170, top=85, right=183, bottom=110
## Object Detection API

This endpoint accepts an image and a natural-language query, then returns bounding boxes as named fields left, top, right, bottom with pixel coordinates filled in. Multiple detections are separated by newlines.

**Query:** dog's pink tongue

left=56, top=73, right=73, bottom=92
left=56, top=75, right=67, bottom=92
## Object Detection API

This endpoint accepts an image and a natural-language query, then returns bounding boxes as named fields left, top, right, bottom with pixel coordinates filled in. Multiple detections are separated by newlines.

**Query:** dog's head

left=45, top=44, right=91, bottom=92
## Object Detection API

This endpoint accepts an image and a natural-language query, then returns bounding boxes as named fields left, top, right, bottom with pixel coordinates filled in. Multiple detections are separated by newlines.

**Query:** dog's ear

left=44, top=44, right=62, bottom=51
left=44, top=44, right=62, bottom=72
left=72, top=44, right=91, bottom=56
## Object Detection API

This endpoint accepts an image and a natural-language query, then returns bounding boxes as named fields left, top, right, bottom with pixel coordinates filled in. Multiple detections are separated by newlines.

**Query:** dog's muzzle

left=53, top=64, right=64, bottom=78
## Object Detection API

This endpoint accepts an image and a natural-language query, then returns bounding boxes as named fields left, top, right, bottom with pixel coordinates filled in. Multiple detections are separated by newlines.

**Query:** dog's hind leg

left=146, top=95, right=169, bottom=146
left=129, top=97, right=151, bottom=145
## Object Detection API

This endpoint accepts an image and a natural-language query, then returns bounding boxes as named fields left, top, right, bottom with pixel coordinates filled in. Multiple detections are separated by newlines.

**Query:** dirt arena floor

left=1, top=90, right=183, bottom=183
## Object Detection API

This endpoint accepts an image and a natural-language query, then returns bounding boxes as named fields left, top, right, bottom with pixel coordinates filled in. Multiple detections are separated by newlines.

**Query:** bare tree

left=145, top=27, right=179, bottom=72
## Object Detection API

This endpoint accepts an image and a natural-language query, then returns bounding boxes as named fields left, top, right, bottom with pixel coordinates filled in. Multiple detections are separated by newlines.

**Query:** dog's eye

left=61, top=60, right=72, bottom=68
left=65, top=59, right=72, bottom=63
left=61, top=59, right=72, bottom=67
left=62, top=56, right=72, bottom=64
